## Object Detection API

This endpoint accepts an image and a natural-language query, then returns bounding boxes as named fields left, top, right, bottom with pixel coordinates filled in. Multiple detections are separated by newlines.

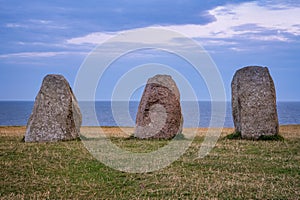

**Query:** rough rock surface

left=134, top=75, right=183, bottom=139
left=25, top=74, right=82, bottom=142
left=231, top=66, right=279, bottom=139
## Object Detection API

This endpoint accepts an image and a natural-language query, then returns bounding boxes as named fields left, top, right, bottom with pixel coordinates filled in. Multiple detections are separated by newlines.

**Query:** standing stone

left=134, top=75, right=183, bottom=139
left=25, top=74, right=82, bottom=142
left=231, top=66, right=279, bottom=139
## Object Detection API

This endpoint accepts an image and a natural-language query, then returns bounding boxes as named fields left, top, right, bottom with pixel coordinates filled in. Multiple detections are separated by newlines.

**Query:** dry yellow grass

left=1, top=125, right=298, bottom=138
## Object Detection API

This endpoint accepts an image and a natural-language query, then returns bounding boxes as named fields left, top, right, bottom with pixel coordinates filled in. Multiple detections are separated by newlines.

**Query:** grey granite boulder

left=231, top=66, right=279, bottom=139
left=25, top=74, right=82, bottom=142
left=134, top=75, right=183, bottom=139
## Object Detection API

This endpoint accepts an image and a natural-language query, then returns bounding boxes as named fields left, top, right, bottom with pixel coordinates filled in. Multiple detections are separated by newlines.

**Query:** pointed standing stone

left=231, top=66, right=279, bottom=139
left=25, top=74, right=82, bottom=142
left=134, top=75, right=183, bottom=139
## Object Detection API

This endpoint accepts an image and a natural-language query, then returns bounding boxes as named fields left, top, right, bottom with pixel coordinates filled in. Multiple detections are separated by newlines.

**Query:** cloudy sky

left=1, top=0, right=300, bottom=101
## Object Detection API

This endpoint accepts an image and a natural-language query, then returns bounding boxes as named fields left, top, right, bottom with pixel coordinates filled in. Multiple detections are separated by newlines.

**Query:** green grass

left=258, top=134, right=285, bottom=141
left=225, top=131, right=242, bottom=139
left=1, top=130, right=300, bottom=199
left=226, top=131, right=285, bottom=141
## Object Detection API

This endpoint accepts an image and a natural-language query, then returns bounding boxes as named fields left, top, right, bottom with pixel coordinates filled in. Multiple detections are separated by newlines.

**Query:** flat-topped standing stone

left=25, top=74, right=82, bottom=142
left=134, top=74, right=183, bottom=139
left=231, top=66, right=279, bottom=140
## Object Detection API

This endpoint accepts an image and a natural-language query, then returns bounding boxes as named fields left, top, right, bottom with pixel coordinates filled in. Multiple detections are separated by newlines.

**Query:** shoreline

left=1, top=125, right=299, bottom=138
left=1, top=124, right=300, bottom=128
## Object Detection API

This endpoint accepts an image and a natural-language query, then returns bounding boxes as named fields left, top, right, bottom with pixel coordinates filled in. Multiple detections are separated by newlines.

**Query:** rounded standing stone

left=25, top=74, right=82, bottom=142
left=231, top=66, right=279, bottom=139
left=134, top=75, right=183, bottom=139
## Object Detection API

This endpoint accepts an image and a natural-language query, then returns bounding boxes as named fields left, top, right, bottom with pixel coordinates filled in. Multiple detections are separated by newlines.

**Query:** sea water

left=0, top=101, right=299, bottom=127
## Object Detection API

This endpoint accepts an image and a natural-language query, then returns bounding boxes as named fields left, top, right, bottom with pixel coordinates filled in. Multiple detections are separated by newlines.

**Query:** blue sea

left=0, top=101, right=299, bottom=127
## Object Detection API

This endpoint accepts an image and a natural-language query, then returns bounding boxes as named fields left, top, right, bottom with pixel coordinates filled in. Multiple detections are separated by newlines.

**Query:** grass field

left=1, top=126, right=299, bottom=199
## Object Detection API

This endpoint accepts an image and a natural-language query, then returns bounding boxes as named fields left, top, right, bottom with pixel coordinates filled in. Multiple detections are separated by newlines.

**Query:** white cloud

left=0, top=51, right=88, bottom=58
left=29, top=19, right=52, bottom=24
left=5, top=23, right=28, bottom=28
left=66, top=1, right=300, bottom=46
left=5, top=19, right=67, bottom=30
left=166, top=2, right=300, bottom=40
left=66, top=32, right=115, bottom=45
